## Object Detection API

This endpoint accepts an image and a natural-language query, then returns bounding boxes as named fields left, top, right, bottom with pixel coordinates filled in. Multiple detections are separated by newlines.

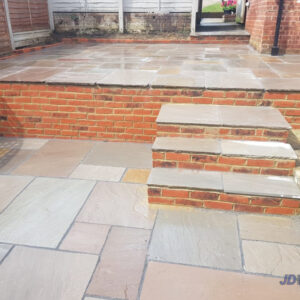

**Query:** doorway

left=196, top=0, right=247, bottom=33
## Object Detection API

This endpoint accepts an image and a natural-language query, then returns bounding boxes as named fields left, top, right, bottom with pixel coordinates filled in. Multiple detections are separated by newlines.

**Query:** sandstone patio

left=0, top=137, right=300, bottom=299
left=1, top=41, right=300, bottom=299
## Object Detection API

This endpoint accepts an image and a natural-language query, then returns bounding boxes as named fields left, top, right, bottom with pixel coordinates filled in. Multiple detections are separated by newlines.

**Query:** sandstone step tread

left=156, top=104, right=291, bottom=129
left=153, top=137, right=297, bottom=159
left=148, top=168, right=300, bottom=199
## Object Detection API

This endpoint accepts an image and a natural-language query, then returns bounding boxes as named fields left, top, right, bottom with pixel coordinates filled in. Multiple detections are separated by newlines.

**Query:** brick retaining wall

left=0, top=83, right=300, bottom=142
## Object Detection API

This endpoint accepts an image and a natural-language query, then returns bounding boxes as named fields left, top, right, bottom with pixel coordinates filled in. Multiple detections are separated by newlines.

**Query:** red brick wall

left=246, top=0, right=300, bottom=53
left=148, top=186, right=300, bottom=215
left=0, top=1, right=11, bottom=55
left=7, top=0, right=49, bottom=33
left=0, top=83, right=300, bottom=142
left=152, top=151, right=295, bottom=176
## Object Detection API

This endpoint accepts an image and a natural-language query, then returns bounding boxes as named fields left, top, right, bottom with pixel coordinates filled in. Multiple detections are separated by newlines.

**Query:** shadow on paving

left=0, top=101, right=23, bottom=171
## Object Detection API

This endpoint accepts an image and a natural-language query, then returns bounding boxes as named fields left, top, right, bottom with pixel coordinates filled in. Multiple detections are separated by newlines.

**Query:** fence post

left=190, top=0, right=198, bottom=35
left=47, top=0, right=55, bottom=31
left=3, top=0, right=14, bottom=50
left=119, top=0, right=124, bottom=33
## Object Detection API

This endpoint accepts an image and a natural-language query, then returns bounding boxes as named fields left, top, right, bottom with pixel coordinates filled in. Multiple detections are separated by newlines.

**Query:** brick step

left=147, top=168, right=300, bottom=215
left=152, top=137, right=297, bottom=176
left=156, top=104, right=291, bottom=142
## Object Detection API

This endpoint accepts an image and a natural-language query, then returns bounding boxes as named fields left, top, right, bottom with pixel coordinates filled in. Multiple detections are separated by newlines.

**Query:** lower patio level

left=0, top=137, right=299, bottom=299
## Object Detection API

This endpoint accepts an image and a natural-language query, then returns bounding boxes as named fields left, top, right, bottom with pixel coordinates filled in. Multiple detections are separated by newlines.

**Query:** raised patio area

left=0, top=42, right=299, bottom=90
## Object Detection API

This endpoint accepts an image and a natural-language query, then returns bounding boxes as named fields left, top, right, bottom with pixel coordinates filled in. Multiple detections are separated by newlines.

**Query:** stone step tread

left=153, top=137, right=297, bottom=159
left=148, top=168, right=300, bottom=199
left=156, top=104, right=291, bottom=129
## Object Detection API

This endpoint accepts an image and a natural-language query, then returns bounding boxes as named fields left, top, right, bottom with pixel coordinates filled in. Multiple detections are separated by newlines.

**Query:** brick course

left=157, top=124, right=289, bottom=143
left=152, top=151, right=295, bottom=176
left=0, top=83, right=300, bottom=142
left=148, top=186, right=300, bottom=215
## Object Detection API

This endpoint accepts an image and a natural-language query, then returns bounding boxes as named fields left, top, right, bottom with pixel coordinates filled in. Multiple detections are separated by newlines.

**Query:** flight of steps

left=147, top=104, right=300, bottom=215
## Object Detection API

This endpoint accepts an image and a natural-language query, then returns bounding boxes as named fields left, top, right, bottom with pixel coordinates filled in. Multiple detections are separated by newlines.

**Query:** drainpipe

left=271, top=0, right=284, bottom=56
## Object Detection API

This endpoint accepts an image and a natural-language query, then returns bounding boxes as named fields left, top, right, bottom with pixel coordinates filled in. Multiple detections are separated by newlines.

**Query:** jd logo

left=280, top=274, right=300, bottom=285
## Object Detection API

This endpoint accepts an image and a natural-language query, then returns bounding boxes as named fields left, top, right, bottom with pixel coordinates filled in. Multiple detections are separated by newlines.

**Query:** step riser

left=157, top=124, right=289, bottom=143
left=148, top=186, right=300, bottom=215
left=152, top=151, right=295, bottom=176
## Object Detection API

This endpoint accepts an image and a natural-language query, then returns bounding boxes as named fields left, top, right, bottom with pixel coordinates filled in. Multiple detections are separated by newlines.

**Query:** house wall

left=0, top=1, right=12, bottom=55
left=52, top=0, right=192, bottom=34
left=246, top=0, right=300, bottom=54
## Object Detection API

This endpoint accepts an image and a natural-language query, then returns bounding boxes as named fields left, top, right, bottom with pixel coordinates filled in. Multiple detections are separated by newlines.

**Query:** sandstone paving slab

left=0, top=246, right=97, bottom=300
left=13, top=140, right=93, bottom=177
left=84, top=142, right=152, bottom=168
left=87, top=227, right=150, bottom=300
left=153, top=137, right=221, bottom=154
left=0, top=177, right=95, bottom=247
left=148, top=168, right=223, bottom=191
left=148, top=208, right=242, bottom=270
left=77, top=182, right=157, bottom=229
left=47, top=70, right=111, bottom=84
left=140, top=261, right=300, bottom=300
left=60, top=222, right=110, bottom=254
left=0, top=67, right=67, bottom=82
left=151, top=74, right=205, bottom=88
left=220, top=105, right=291, bottom=129
left=156, top=104, right=220, bottom=125
left=99, top=69, right=157, bottom=86
left=70, top=164, right=125, bottom=182
left=239, top=214, right=300, bottom=245
left=243, top=240, right=300, bottom=276
left=205, top=71, right=263, bottom=90
left=221, top=140, right=296, bottom=159
left=0, top=149, right=33, bottom=173
left=223, top=173, right=300, bottom=199
left=0, top=175, right=33, bottom=212
left=122, top=168, right=151, bottom=184
left=0, top=244, right=12, bottom=262
left=157, top=104, right=291, bottom=129
left=260, top=78, right=300, bottom=91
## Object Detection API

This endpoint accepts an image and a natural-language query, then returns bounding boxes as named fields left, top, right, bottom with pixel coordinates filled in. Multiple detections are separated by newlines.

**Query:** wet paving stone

left=0, top=43, right=298, bottom=90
